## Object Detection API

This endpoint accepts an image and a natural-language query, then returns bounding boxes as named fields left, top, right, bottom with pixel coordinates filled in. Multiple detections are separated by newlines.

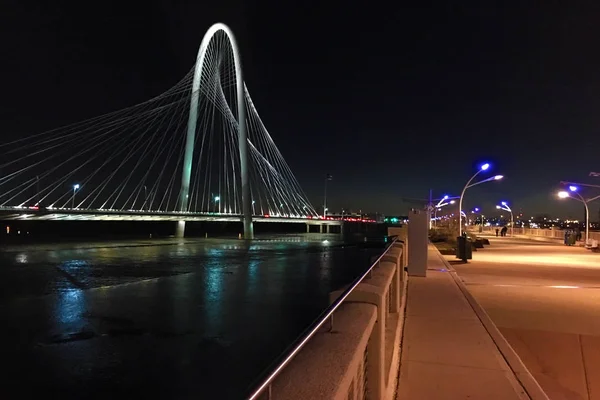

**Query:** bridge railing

left=247, top=236, right=406, bottom=400
left=481, top=226, right=600, bottom=242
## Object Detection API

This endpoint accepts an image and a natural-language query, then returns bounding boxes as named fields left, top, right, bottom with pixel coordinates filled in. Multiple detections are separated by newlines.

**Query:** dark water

left=0, top=234, right=382, bottom=399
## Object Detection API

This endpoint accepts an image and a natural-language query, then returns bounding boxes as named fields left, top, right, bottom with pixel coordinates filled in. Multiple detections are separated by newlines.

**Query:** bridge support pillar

left=183, top=23, right=254, bottom=240
left=175, top=221, right=185, bottom=238
left=319, top=224, right=323, bottom=234
left=306, top=223, right=310, bottom=233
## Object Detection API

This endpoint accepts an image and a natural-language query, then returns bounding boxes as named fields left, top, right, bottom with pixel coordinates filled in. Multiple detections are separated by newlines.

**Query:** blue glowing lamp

left=569, top=185, right=578, bottom=192
left=480, top=163, right=490, bottom=171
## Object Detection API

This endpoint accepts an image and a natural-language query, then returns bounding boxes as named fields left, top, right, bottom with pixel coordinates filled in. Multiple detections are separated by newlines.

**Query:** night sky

left=2, top=1, right=600, bottom=219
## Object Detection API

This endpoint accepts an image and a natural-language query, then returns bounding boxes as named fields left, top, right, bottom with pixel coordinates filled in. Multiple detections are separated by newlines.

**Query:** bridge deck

left=0, top=207, right=372, bottom=224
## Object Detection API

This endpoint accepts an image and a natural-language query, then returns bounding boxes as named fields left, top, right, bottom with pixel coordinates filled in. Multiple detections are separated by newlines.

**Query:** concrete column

left=408, top=209, right=428, bottom=277
left=175, top=221, right=185, bottom=238
left=306, top=223, right=310, bottom=233
left=325, top=224, right=329, bottom=234
left=319, top=224, right=323, bottom=234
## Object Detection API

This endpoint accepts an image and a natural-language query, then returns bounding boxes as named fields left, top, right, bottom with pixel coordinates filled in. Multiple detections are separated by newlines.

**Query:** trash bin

left=456, top=235, right=473, bottom=261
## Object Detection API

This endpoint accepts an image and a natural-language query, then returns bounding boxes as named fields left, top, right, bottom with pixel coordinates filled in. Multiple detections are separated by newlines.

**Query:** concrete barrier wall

left=269, top=243, right=407, bottom=400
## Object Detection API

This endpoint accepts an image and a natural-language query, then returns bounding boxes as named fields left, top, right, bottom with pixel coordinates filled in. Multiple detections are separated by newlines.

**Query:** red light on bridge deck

left=264, top=214, right=270, bottom=218
left=29, top=206, right=38, bottom=210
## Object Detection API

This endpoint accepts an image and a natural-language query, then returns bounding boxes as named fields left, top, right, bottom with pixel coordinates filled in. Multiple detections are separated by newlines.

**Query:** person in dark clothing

left=575, top=227, right=582, bottom=241
left=501, top=226, right=508, bottom=237
left=495, top=228, right=499, bottom=237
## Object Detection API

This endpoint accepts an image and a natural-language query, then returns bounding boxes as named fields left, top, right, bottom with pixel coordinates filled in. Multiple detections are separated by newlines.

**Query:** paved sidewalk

left=396, top=245, right=539, bottom=400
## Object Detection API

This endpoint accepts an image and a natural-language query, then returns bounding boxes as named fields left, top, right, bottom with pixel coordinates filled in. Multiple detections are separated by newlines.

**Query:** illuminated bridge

left=0, top=23, right=359, bottom=238
left=0, top=206, right=374, bottom=225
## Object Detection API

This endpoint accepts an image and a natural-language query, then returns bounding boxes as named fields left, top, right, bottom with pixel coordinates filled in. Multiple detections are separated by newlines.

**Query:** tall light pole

left=72, top=184, right=80, bottom=209
left=471, top=207, right=483, bottom=232
left=214, top=195, right=220, bottom=214
left=431, top=195, right=449, bottom=228
left=458, top=162, right=503, bottom=237
left=433, top=199, right=455, bottom=228
left=323, top=174, right=332, bottom=218
left=557, top=186, right=600, bottom=245
left=144, top=185, right=148, bottom=211
left=496, top=201, right=514, bottom=236
left=460, top=210, right=469, bottom=227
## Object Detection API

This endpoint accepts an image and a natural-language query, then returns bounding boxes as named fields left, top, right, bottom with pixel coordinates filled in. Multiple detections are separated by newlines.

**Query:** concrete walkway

left=451, top=236, right=600, bottom=400
left=396, top=245, right=543, bottom=400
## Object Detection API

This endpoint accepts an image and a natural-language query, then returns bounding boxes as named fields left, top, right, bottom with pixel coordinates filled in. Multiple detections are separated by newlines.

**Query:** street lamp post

left=143, top=185, right=148, bottom=211
left=470, top=207, right=482, bottom=232
left=72, top=184, right=80, bottom=209
left=557, top=186, right=600, bottom=245
left=433, top=199, right=455, bottom=228
left=496, top=201, right=514, bottom=236
left=458, top=163, right=503, bottom=237
left=323, top=174, right=332, bottom=218
left=460, top=210, right=468, bottom=227
left=214, top=195, right=220, bottom=213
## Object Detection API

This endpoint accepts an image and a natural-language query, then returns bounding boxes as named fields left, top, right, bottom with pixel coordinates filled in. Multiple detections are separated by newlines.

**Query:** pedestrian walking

left=495, top=228, right=499, bottom=237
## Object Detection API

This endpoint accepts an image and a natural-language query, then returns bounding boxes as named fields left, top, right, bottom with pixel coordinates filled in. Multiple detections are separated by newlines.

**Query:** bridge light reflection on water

left=0, top=235, right=384, bottom=398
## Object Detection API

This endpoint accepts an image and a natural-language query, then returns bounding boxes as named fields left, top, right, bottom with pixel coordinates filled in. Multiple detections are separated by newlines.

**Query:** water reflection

left=55, top=288, right=85, bottom=325
left=0, top=234, right=383, bottom=399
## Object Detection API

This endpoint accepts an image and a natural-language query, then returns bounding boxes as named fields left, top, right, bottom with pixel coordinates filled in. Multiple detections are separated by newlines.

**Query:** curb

left=433, top=247, right=550, bottom=400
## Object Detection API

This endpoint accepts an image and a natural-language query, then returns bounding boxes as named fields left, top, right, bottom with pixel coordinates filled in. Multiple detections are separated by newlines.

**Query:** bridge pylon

left=177, top=23, right=253, bottom=239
